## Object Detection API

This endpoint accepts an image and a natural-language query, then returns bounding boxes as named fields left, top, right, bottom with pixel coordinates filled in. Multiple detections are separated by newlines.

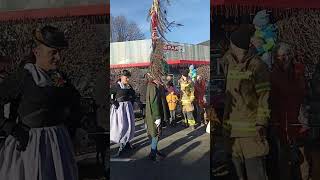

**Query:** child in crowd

left=166, top=90, right=178, bottom=127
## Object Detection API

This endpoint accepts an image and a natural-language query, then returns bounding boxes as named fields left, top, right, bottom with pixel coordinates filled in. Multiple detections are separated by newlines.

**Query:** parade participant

left=145, top=39, right=168, bottom=162
left=166, top=76, right=179, bottom=97
left=309, top=64, right=320, bottom=179
left=0, top=25, right=80, bottom=180
left=166, top=89, right=178, bottom=127
left=270, top=42, right=310, bottom=180
left=0, top=57, right=12, bottom=147
left=252, top=10, right=278, bottom=70
left=145, top=72, right=167, bottom=161
left=189, top=65, right=197, bottom=82
left=166, top=74, right=174, bottom=88
left=194, top=75, right=207, bottom=125
left=110, top=69, right=136, bottom=157
left=180, top=70, right=196, bottom=129
left=221, top=26, right=270, bottom=180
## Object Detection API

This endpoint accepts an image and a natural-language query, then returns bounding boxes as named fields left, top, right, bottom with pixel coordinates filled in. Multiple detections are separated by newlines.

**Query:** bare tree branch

left=111, top=15, right=145, bottom=42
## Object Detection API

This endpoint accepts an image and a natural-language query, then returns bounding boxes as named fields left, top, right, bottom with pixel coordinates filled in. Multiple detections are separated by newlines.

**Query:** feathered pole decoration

left=148, top=0, right=182, bottom=48
left=147, top=0, right=181, bottom=83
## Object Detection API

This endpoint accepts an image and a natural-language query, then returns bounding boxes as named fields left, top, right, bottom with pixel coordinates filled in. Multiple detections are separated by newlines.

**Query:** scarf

left=24, top=63, right=66, bottom=87
left=24, top=63, right=52, bottom=87
left=117, top=81, right=130, bottom=89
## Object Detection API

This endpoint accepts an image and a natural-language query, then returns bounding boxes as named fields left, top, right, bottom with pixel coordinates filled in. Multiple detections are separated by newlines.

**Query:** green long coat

left=145, top=82, right=167, bottom=137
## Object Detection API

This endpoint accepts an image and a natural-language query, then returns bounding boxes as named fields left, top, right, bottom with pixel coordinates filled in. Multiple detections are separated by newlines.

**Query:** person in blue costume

left=252, top=10, right=278, bottom=70
left=188, top=65, right=197, bottom=82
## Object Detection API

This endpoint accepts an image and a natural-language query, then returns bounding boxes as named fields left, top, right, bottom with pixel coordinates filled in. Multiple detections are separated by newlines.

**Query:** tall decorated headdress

left=147, top=0, right=181, bottom=82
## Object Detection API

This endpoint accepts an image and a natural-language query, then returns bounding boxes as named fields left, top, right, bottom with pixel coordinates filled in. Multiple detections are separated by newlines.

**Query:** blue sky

left=111, top=0, right=210, bottom=44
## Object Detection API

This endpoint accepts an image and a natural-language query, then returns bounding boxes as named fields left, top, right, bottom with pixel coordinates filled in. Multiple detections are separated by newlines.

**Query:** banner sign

left=163, top=44, right=185, bottom=52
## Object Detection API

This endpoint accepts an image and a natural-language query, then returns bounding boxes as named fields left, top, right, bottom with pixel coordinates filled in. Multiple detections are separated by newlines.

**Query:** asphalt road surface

left=110, top=118, right=210, bottom=180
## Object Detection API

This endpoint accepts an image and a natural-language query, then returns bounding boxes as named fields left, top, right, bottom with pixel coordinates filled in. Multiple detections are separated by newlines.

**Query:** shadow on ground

left=110, top=118, right=210, bottom=180
left=78, top=158, right=106, bottom=180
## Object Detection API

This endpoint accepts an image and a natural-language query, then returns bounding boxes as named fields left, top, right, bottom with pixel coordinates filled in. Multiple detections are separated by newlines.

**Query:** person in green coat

left=145, top=72, right=167, bottom=161
left=144, top=39, right=168, bottom=161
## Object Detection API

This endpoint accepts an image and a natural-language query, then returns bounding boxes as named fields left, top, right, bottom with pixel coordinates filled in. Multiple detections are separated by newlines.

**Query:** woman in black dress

left=0, top=26, right=80, bottom=180
left=110, top=70, right=136, bottom=157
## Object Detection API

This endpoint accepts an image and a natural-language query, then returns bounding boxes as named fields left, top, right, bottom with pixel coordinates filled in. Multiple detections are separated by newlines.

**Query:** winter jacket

left=110, top=82, right=136, bottom=106
left=195, top=79, right=206, bottom=108
left=270, top=62, right=306, bottom=143
left=166, top=93, right=178, bottom=111
left=180, top=79, right=195, bottom=112
left=221, top=50, right=271, bottom=137
left=0, top=66, right=81, bottom=135
left=145, top=82, right=167, bottom=137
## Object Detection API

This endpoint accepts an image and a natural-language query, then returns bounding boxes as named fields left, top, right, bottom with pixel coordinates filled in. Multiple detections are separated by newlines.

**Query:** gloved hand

left=155, top=119, right=162, bottom=136
left=155, top=119, right=161, bottom=127
left=11, top=124, right=30, bottom=152
left=256, top=125, right=266, bottom=141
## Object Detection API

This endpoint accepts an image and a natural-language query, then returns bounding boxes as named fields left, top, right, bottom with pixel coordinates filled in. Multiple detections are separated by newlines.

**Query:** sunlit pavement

left=110, top=118, right=210, bottom=180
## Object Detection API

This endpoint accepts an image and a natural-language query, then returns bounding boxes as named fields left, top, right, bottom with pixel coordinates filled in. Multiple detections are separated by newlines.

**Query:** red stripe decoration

left=110, top=60, right=210, bottom=69
left=0, top=4, right=109, bottom=21
left=167, top=60, right=210, bottom=65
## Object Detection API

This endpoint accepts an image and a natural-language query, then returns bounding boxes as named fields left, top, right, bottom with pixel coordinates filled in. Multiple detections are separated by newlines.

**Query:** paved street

left=110, top=118, right=210, bottom=180
left=78, top=157, right=106, bottom=180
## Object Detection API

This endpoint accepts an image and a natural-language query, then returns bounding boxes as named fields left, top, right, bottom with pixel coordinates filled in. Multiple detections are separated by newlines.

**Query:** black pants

left=267, top=129, right=311, bottom=180
left=195, top=103, right=204, bottom=124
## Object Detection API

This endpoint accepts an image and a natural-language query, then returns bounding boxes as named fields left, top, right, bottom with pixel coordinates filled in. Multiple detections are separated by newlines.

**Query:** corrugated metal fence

left=110, top=39, right=210, bottom=67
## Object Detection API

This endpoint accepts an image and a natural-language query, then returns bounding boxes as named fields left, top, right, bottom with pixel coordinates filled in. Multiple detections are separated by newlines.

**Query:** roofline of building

left=111, top=39, right=210, bottom=46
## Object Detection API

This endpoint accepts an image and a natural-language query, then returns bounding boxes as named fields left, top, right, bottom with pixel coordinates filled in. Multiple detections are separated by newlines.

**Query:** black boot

left=183, top=121, right=189, bottom=128
left=113, top=147, right=123, bottom=158
left=124, top=142, right=134, bottom=150
left=162, top=121, right=167, bottom=128
left=170, top=122, right=176, bottom=128
left=156, top=150, right=166, bottom=159
left=149, top=149, right=157, bottom=161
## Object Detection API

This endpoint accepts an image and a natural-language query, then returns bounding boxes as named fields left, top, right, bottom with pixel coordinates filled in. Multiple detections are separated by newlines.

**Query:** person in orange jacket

left=166, top=90, right=178, bottom=127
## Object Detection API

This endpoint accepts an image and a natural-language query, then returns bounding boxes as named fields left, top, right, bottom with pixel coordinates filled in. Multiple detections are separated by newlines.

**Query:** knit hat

left=230, top=26, right=255, bottom=50
left=253, top=10, right=270, bottom=28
